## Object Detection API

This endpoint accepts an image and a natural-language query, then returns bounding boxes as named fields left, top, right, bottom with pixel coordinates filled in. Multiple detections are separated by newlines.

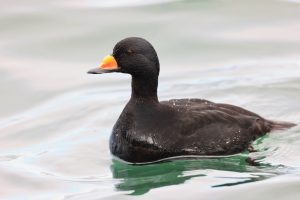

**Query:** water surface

left=0, top=0, right=300, bottom=199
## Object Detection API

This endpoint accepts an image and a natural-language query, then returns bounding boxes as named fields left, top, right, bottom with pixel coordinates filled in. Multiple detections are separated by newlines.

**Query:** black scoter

left=88, top=37, right=296, bottom=164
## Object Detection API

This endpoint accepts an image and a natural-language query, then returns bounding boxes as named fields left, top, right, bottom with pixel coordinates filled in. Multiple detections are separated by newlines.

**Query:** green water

left=112, top=156, right=263, bottom=195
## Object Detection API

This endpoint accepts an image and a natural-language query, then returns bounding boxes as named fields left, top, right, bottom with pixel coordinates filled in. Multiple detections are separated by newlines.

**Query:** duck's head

left=88, top=37, right=160, bottom=77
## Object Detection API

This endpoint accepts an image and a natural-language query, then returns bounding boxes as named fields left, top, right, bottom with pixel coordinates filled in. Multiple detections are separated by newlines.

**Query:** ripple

left=58, top=0, right=181, bottom=8
left=0, top=155, right=19, bottom=162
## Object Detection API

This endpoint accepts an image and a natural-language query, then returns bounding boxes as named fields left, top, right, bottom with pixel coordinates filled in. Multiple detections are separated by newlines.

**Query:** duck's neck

left=130, top=75, right=159, bottom=104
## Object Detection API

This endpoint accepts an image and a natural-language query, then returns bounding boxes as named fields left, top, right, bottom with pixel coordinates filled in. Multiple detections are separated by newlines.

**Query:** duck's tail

left=269, top=120, right=297, bottom=131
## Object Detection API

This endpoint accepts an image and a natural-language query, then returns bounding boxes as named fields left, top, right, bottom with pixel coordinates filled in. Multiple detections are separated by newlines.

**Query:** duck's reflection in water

left=110, top=155, right=277, bottom=195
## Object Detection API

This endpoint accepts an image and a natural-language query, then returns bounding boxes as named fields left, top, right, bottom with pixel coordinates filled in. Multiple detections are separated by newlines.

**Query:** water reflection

left=110, top=155, right=277, bottom=195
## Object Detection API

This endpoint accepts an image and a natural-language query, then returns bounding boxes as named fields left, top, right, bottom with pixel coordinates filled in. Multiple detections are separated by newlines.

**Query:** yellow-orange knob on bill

left=99, top=55, right=118, bottom=69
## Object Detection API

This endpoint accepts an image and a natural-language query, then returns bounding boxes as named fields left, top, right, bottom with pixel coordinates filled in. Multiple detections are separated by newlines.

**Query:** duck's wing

left=161, top=98, right=295, bottom=133
left=162, top=98, right=274, bottom=140
left=164, top=107, right=259, bottom=155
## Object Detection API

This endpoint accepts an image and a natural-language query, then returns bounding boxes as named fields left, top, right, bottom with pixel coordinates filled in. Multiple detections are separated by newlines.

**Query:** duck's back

left=162, top=98, right=261, bottom=118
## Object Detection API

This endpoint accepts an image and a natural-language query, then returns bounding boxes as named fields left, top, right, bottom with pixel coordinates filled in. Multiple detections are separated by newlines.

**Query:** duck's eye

left=127, top=49, right=133, bottom=54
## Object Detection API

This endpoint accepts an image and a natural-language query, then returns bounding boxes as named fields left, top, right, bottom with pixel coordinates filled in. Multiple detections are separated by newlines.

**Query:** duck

left=88, top=37, right=296, bottom=164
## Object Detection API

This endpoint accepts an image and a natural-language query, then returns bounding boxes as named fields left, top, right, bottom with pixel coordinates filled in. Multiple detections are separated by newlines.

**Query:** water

left=0, top=0, right=300, bottom=199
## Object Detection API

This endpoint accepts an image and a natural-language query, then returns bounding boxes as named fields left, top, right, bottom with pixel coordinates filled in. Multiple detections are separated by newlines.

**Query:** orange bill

left=88, top=55, right=119, bottom=74
left=99, top=55, right=118, bottom=69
